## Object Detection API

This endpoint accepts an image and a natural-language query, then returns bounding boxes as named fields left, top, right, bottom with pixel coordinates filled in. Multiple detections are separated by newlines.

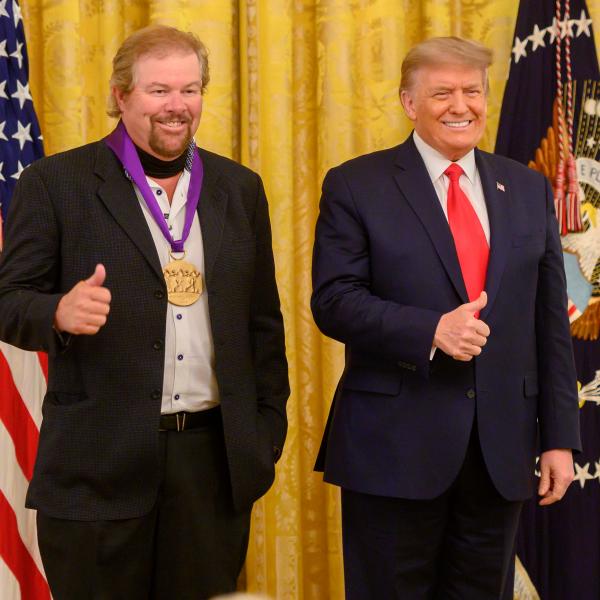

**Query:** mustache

left=150, top=113, right=192, bottom=125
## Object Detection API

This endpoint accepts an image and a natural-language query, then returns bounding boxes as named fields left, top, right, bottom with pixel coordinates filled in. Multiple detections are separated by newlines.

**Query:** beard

left=148, top=113, right=194, bottom=159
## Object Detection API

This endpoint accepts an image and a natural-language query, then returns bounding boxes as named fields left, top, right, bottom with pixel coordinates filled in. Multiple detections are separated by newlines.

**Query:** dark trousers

left=341, top=426, right=523, bottom=600
left=37, top=420, right=251, bottom=600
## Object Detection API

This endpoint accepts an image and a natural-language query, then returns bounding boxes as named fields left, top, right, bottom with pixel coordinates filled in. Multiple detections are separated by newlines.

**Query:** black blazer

left=0, top=141, right=289, bottom=519
left=312, top=136, right=581, bottom=502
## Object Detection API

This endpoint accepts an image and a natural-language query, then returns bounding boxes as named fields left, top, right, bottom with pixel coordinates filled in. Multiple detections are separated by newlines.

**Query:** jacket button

left=154, top=290, right=164, bottom=299
left=153, top=340, right=163, bottom=350
left=151, top=390, right=161, bottom=400
left=466, top=388, right=476, bottom=399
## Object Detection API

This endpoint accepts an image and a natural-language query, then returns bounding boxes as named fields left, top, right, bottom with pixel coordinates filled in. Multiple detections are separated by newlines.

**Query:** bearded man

left=0, top=25, right=288, bottom=600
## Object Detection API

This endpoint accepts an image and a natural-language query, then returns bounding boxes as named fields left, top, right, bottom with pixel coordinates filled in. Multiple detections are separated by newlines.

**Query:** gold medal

left=163, top=251, right=203, bottom=306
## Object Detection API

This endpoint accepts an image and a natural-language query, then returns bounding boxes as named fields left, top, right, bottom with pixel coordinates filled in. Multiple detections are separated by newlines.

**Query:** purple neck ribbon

left=105, top=120, right=204, bottom=253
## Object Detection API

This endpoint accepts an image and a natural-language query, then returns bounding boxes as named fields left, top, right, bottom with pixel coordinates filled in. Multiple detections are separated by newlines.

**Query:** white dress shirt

left=412, top=131, right=490, bottom=358
left=412, top=130, right=490, bottom=244
left=134, top=170, right=220, bottom=414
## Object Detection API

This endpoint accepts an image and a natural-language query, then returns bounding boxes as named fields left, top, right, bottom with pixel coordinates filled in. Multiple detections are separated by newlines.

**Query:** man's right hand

left=54, top=264, right=111, bottom=335
left=433, top=291, right=490, bottom=361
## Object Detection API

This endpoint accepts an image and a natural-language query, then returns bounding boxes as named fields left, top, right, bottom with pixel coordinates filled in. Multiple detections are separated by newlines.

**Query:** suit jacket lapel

left=197, top=151, right=228, bottom=287
left=94, top=144, right=164, bottom=282
left=393, top=137, right=469, bottom=304
left=476, top=150, right=511, bottom=320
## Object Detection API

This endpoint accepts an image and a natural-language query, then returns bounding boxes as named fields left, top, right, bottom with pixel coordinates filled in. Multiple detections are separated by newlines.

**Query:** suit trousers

left=36, top=417, right=251, bottom=600
left=341, top=425, right=523, bottom=600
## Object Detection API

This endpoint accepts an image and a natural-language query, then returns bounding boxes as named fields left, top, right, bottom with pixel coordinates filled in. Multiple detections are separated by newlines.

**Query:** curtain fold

left=19, top=1, right=598, bottom=597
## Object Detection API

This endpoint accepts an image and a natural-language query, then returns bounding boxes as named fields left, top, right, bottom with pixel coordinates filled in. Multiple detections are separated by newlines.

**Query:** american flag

left=0, top=1, right=50, bottom=598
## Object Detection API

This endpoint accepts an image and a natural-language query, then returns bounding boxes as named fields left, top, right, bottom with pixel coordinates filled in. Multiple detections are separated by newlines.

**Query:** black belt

left=159, top=407, right=221, bottom=432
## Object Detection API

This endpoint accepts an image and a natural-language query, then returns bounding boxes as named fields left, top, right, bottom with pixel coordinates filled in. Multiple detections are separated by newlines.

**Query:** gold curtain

left=19, top=1, right=600, bottom=598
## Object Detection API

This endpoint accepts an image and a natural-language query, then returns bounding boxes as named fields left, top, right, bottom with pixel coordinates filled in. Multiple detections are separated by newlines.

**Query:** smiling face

left=113, top=50, right=203, bottom=160
left=400, top=62, right=487, bottom=160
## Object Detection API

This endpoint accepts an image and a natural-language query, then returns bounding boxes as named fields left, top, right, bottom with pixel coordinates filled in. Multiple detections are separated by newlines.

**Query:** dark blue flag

left=0, top=0, right=44, bottom=243
left=496, top=1, right=600, bottom=599
left=496, top=1, right=599, bottom=164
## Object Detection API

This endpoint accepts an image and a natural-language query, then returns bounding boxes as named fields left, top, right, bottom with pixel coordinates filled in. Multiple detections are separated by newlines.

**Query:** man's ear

left=112, top=87, right=127, bottom=112
left=400, top=90, right=417, bottom=121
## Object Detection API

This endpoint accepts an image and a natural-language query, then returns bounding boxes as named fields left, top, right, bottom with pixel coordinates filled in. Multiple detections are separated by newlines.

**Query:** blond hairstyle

left=399, top=36, right=492, bottom=94
left=107, top=24, right=210, bottom=118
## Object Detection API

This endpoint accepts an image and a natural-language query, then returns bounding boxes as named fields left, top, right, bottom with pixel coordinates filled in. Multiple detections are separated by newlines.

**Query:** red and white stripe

left=567, top=298, right=582, bottom=323
left=0, top=341, right=51, bottom=599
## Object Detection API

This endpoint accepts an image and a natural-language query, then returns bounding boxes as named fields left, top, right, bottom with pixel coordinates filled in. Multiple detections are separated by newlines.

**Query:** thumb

left=85, top=264, right=106, bottom=287
left=465, top=291, right=487, bottom=313
left=538, top=464, right=550, bottom=496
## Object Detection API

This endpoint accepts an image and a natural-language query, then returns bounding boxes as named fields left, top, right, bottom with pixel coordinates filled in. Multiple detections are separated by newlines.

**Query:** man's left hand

left=538, top=449, right=574, bottom=506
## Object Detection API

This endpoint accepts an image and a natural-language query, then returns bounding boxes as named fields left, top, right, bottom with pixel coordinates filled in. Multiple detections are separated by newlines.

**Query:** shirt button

left=156, top=189, right=162, bottom=196
left=177, top=354, right=184, bottom=361
left=154, top=290, right=164, bottom=299
left=174, top=394, right=180, bottom=401
left=176, top=314, right=183, bottom=320
left=153, top=340, right=163, bottom=350
left=466, top=388, right=476, bottom=399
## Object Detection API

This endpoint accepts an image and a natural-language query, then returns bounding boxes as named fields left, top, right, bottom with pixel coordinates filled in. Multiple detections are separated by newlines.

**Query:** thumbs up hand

left=433, top=292, right=490, bottom=361
left=54, top=264, right=112, bottom=335
left=85, top=263, right=106, bottom=287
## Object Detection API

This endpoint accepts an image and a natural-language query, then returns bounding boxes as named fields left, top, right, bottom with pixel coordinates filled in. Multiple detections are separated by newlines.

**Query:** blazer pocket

left=44, top=391, right=89, bottom=407
left=342, top=368, right=402, bottom=396
left=523, top=374, right=539, bottom=397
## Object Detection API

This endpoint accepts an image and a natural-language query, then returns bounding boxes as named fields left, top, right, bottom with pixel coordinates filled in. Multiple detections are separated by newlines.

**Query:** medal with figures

left=163, top=251, right=202, bottom=306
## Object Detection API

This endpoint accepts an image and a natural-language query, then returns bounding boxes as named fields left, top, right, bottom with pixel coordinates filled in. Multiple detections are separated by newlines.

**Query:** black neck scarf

left=135, top=143, right=188, bottom=178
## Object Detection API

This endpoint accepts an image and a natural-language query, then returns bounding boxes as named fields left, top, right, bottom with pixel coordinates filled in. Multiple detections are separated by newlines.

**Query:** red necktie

left=444, top=163, right=489, bottom=302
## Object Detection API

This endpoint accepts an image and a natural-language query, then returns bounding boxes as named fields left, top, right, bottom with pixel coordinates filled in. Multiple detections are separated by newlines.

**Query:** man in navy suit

left=312, top=37, right=581, bottom=599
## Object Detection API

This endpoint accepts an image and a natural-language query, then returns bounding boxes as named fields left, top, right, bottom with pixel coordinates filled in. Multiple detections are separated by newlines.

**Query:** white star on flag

left=9, top=41, right=23, bottom=69
left=529, top=24, right=546, bottom=50
left=0, top=163, right=5, bottom=182
left=575, top=9, right=593, bottom=37
left=0, top=122, right=7, bottom=141
left=496, top=181, right=505, bottom=192
left=11, top=120, right=32, bottom=150
left=0, top=0, right=8, bottom=18
left=10, top=160, right=24, bottom=180
left=0, top=81, right=7, bottom=100
left=547, top=17, right=560, bottom=44
left=512, top=36, right=528, bottom=63
left=10, top=79, right=32, bottom=108
left=11, top=0, right=21, bottom=27
left=560, top=18, right=574, bottom=39
left=573, top=462, right=595, bottom=489
left=0, top=40, right=7, bottom=59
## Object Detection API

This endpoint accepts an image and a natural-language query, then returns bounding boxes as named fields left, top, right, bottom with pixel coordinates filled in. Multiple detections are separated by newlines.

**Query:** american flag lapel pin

left=496, top=181, right=505, bottom=192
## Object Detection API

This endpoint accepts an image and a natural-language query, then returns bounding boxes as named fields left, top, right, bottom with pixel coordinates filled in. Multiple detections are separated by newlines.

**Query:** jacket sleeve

left=249, top=174, right=289, bottom=459
left=535, top=175, right=582, bottom=452
left=311, top=167, right=442, bottom=376
left=0, top=163, right=68, bottom=355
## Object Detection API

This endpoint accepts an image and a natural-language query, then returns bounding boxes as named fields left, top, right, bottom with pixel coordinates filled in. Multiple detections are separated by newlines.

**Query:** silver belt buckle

left=176, top=412, right=187, bottom=432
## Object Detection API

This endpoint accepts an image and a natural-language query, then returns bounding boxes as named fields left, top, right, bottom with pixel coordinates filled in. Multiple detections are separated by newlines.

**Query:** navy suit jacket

left=312, top=135, right=581, bottom=502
